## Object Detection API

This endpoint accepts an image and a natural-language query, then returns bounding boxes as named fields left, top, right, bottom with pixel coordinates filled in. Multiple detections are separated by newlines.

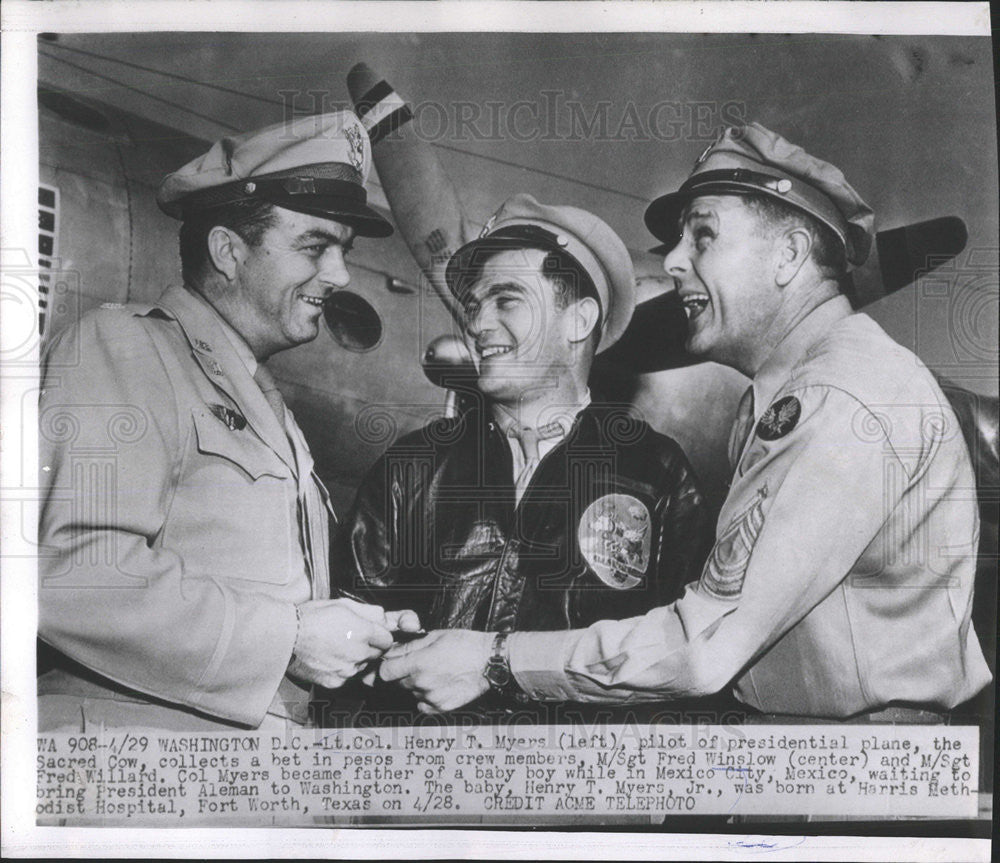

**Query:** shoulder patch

left=756, top=395, right=801, bottom=441
left=578, top=493, right=651, bottom=590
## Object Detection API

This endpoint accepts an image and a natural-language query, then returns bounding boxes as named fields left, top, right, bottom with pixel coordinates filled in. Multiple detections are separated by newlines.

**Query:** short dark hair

left=742, top=193, right=847, bottom=279
left=179, top=199, right=278, bottom=284
left=514, top=246, right=604, bottom=347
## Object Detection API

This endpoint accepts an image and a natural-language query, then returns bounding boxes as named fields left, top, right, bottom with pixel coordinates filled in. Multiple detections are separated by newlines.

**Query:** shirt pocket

left=161, top=407, right=298, bottom=586
left=192, top=406, right=289, bottom=480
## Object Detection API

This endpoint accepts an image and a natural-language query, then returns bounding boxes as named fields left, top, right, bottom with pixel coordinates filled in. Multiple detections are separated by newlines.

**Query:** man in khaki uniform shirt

left=38, top=112, right=418, bottom=731
left=384, top=123, right=991, bottom=719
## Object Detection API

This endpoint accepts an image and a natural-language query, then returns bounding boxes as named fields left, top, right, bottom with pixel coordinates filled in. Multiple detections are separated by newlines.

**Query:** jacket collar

left=142, top=285, right=296, bottom=471
left=490, top=390, right=592, bottom=442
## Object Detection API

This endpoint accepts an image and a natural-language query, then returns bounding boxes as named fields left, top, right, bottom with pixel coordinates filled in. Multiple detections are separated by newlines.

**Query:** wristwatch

left=484, top=632, right=526, bottom=700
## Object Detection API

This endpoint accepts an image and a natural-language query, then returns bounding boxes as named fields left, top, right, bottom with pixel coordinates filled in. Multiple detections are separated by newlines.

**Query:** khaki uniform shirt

left=507, top=296, right=991, bottom=717
left=38, top=285, right=332, bottom=728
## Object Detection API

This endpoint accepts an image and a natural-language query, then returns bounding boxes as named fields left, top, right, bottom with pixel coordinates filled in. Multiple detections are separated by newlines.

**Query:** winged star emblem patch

left=756, top=395, right=801, bottom=441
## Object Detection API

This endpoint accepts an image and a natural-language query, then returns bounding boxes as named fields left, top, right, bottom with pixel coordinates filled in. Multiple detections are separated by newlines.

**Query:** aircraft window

left=323, top=291, right=383, bottom=352
left=38, top=183, right=60, bottom=336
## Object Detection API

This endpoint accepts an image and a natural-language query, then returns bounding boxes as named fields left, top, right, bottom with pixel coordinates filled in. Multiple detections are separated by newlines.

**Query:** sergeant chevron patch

left=702, top=485, right=768, bottom=600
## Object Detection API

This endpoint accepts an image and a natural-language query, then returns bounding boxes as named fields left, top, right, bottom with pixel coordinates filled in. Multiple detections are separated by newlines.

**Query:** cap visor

left=644, top=191, right=688, bottom=246
left=645, top=179, right=794, bottom=246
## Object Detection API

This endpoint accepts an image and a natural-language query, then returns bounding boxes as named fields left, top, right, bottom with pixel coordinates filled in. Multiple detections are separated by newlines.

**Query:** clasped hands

left=288, top=597, right=493, bottom=711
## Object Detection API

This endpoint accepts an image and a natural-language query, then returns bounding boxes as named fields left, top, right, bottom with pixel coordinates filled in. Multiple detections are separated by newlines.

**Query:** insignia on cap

left=702, top=485, right=767, bottom=600
left=479, top=213, right=498, bottom=238
left=208, top=403, right=247, bottom=431
left=345, top=123, right=364, bottom=172
left=756, top=395, right=801, bottom=441
left=244, top=181, right=256, bottom=194
left=694, top=141, right=715, bottom=166
left=578, top=493, right=651, bottom=590
left=694, top=127, right=727, bottom=166
left=222, top=138, right=235, bottom=175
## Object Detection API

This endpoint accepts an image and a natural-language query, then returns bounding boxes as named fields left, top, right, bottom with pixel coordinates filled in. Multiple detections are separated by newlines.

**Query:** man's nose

left=464, top=302, right=495, bottom=336
left=319, top=247, right=351, bottom=288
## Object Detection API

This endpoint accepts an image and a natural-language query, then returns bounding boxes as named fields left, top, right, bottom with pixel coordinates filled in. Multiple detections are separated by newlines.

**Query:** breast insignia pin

left=208, top=403, right=247, bottom=431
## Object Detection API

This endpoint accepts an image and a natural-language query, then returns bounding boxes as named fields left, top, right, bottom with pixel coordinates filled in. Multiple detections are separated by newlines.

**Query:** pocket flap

left=192, top=407, right=288, bottom=480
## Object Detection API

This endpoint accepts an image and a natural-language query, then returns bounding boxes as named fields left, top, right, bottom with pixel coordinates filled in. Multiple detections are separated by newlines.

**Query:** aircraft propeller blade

left=347, top=63, right=472, bottom=326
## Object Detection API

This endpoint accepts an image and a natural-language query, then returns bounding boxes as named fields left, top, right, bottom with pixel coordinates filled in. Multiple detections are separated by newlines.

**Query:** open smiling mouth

left=479, top=345, right=514, bottom=359
left=299, top=294, right=326, bottom=307
left=680, top=293, right=710, bottom=321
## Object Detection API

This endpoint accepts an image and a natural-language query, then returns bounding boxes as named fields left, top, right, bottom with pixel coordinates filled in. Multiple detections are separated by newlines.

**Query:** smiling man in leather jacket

left=331, top=194, right=712, bottom=717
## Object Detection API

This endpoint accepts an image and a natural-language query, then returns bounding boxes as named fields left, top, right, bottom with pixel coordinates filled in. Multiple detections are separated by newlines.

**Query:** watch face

left=486, top=660, right=511, bottom=689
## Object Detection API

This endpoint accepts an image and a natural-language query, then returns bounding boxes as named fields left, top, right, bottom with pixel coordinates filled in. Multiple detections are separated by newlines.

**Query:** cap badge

left=243, top=181, right=256, bottom=194
left=479, top=213, right=498, bottom=238
left=578, top=493, right=651, bottom=590
left=694, top=127, right=727, bottom=167
left=345, top=123, right=364, bottom=172
left=756, top=395, right=801, bottom=441
left=694, top=140, right=716, bottom=166
left=221, top=138, right=236, bottom=176
left=765, top=178, right=793, bottom=195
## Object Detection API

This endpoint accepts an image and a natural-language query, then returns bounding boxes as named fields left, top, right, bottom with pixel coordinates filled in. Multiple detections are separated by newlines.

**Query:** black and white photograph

left=1, top=2, right=996, bottom=859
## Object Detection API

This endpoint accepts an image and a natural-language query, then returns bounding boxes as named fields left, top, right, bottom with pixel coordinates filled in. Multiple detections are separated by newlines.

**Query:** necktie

left=253, top=364, right=286, bottom=425
left=253, top=364, right=331, bottom=600
left=509, top=422, right=564, bottom=504
left=728, top=385, right=756, bottom=473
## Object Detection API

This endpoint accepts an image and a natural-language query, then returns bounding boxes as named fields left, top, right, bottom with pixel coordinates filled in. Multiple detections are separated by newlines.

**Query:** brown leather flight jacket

left=331, top=403, right=712, bottom=634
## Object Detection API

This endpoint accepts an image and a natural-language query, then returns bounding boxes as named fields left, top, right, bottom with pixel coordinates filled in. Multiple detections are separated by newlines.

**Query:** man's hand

left=287, top=598, right=419, bottom=689
left=379, top=629, right=493, bottom=712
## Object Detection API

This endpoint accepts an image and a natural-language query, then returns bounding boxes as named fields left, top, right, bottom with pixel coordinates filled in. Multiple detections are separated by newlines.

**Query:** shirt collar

left=492, top=390, right=592, bottom=440
left=186, top=287, right=259, bottom=376
left=752, top=294, right=851, bottom=420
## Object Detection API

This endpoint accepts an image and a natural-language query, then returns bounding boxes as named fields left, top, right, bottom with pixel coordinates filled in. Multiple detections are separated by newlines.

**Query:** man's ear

left=206, top=226, right=244, bottom=281
left=566, top=296, right=601, bottom=346
left=774, top=226, right=813, bottom=288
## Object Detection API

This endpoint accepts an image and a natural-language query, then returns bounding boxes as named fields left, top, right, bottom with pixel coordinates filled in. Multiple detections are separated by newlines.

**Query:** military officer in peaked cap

left=38, top=111, right=419, bottom=732
left=336, top=194, right=712, bottom=716
left=380, top=125, right=991, bottom=720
